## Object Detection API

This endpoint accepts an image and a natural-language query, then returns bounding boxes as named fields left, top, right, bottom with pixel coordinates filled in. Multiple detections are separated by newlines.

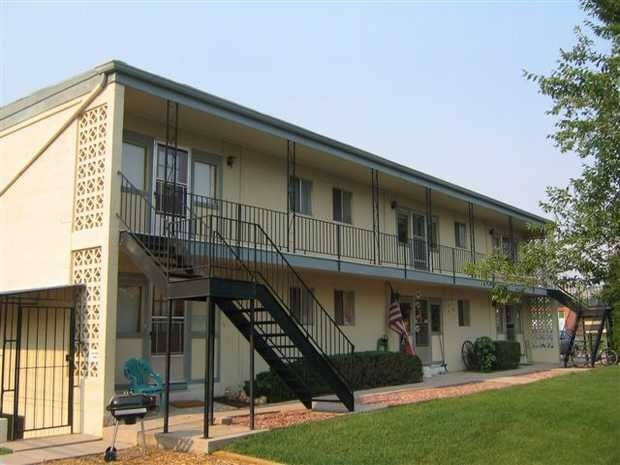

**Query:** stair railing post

left=337, top=223, right=341, bottom=272
left=452, top=248, right=456, bottom=284
left=249, top=296, right=255, bottom=430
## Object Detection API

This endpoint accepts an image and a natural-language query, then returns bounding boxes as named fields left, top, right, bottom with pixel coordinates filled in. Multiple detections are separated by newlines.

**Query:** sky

left=0, top=1, right=588, bottom=217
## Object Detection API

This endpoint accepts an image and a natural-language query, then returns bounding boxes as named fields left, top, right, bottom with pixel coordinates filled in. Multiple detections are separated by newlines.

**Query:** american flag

left=388, top=291, right=415, bottom=355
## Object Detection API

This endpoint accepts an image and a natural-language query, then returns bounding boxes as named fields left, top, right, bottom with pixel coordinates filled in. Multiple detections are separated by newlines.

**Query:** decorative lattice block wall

left=527, top=296, right=556, bottom=349
left=71, top=247, right=102, bottom=377
left=73, top=105, right=108, bottom=232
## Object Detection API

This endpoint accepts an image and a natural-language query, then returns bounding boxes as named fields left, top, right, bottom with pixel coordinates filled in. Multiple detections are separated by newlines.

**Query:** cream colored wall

left=1, top=82, right=125, bottom=438
left=0, top=99, right=80, bottom=290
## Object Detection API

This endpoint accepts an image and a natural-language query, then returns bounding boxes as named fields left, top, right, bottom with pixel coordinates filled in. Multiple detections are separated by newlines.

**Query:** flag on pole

left=388, top=290, right=415, bottom=355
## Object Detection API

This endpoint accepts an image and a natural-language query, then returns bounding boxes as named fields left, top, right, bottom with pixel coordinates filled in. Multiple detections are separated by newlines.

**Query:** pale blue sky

left=1, top=1, right=586, bottom=216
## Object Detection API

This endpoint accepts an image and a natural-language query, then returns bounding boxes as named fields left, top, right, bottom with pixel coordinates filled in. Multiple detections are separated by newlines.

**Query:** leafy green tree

left=468, top=1, right=620, bottom=310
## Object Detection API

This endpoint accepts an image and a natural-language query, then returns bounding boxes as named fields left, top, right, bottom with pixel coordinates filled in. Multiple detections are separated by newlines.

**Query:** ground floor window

left=334, top=290, right=355, bottom=326
left=290, top=287, right=314, bottom=325
left=151, top=289, right=185, bottom=355
left=458, top=300, right=471, bottom=327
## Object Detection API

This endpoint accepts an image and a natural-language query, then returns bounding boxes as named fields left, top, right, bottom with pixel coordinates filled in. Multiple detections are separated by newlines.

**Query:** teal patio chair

left=123, top=358, right=164, bottom=396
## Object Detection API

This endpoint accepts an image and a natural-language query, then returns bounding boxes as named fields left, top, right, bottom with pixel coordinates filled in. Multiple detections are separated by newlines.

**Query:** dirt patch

left=230, top=409, right=339, bottom=429
left=518, top=370, right=569, bottom=381
left=48, top=447, right=239, bottom=465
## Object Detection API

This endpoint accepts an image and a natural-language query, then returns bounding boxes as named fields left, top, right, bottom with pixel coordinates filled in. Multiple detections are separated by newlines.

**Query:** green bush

left=246, top=351, right=423, bottom=403
left=473, top=337, right=496, bottom=372
left=493, top=340, right=521, bottom=370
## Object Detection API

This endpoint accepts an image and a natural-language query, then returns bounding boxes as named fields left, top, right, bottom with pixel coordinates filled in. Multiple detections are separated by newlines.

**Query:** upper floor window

left=334, top=290, right=355, bottom=326
left=397, top=212, right=409, bottom=243
left=155, top=144, right=188, bottom=216
left=289, top=177, right=312, bottom=215
left=122, top=142, right=146, bottom=191
left=454, top=222, right=467, bottom=249
left=332, top=188, right=352, bottom=224
left=193, top=160, right=217, bottom=199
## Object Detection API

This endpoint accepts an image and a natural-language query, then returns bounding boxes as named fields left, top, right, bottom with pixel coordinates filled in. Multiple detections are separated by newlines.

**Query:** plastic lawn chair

left=123, top=358, right=164, bottom=396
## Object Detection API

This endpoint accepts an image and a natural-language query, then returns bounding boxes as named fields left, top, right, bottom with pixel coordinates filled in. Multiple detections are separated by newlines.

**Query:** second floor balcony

left=119, top=172, right=492, bottom=285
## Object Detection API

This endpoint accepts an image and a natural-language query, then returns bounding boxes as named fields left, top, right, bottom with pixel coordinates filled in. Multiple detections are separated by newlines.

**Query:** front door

left=505, top=305, right=519, bottom=342
left=152, top=143, right=189, bottom=236
left=411, top=213, right=428, bottom=270
left=413, top=299, right=432, bottom=364
left=150, top=288, right=186, bottom=383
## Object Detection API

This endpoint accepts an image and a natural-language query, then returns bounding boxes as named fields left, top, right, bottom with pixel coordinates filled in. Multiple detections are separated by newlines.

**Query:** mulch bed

left=48, top=448, right=237, bottom=465
left=230, top=409, right=339, bottom=429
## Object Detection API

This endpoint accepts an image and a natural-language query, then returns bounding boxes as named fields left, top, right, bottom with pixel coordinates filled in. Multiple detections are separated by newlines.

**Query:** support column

left=425, top=188, right=433, bottom=271
left=371, top=169, right=381, bottom=265
left=508, top=215, right=515, bottom=261
left=468, top=202, right=476, bottom=262
left=203, top=296, right=215, bottom=438
left=163, top=300, right=173, bottom=433
left=286, top=141, right=296, bottom=253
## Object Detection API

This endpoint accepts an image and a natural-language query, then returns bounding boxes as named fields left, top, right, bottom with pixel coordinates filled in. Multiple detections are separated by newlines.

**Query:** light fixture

left=227, top=156, right=235, bottom=168
left=391, top=200, right=399, bottom=210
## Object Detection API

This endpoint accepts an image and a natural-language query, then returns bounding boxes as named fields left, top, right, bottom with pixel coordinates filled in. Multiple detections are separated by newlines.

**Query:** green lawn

left=228, top=367, right=620, bottom=465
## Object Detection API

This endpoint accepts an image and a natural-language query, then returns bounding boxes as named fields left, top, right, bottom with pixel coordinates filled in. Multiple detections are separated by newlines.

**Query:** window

left=332, top=188, right=352, bottom=224
left=430, top=302, right=441, bottom=333
left=122, top=142, right=146, bottom=191
left=334, top=290, right=355, bottom=326
left=289, top=177, right=312, bottom=215
left=155, top=144, right=189, bottom=216
left=430, top=217, right=439, bottom=250
left=454, top=222, right=467, bottom=249
left=397, top=212, right=409, bottom=243
left=151, top=288, right=185, bottom=355
left=117, top=285, right=143, bottom=334
left=290, top=287, right=313, bottom=325
left=458, top=300, right=471, bottom=327
left=193, top=160, right=216, bottom=199
left=495, top=306, right=505, bottom=334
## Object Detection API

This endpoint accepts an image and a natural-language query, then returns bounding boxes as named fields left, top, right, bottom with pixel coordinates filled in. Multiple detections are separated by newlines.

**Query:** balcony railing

left=119, top=177, right=487, bottom=281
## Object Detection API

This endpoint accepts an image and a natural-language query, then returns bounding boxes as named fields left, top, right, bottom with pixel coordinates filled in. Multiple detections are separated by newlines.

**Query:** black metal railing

left=209, top=216, right=355, bottom=386
left=119, top=172, right=489, bottom=280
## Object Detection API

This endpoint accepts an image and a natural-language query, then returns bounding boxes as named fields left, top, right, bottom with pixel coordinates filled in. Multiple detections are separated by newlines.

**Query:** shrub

left=246, top=351, right=423, bottom=403
left=473, top=337, right=496, bottom=372
left=493, top=340, right=521, bottom=370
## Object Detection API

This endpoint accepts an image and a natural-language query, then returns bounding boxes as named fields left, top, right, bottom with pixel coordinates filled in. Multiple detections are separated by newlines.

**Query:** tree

left=468, top=1, right=620, bottom=308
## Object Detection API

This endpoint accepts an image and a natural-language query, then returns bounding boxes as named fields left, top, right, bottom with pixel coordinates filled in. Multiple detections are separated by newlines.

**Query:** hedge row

left=246, top=351, right=423, bottom=403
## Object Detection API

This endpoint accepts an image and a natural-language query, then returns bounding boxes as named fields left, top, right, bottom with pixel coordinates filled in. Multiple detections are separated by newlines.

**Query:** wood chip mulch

left=230, top=409, right=339, bottom=429
left=359, top=381, right=513, bottom=407
left=48, top=447, right=238, bottom=465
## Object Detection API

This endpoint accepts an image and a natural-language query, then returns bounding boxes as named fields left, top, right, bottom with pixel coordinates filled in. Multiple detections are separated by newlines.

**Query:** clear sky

left=1, top=1, right=587, bottom=217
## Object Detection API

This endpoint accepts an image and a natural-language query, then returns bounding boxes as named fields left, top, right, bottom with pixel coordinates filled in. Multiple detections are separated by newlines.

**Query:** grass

left=228, top=367, right=620, bottom=465
left=0, top=447, right=12, bottom=455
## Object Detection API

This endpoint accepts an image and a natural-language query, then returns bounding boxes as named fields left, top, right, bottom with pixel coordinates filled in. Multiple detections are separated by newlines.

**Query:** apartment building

left=0, top=61, right=561, bottom=439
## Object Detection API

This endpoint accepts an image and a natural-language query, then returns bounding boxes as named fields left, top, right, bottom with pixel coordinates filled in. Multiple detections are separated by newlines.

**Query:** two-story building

left=0, top=61, right=561, bottom=440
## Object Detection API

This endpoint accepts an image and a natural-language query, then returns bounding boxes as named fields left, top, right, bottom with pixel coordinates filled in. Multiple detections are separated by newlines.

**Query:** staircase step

left=262, top=333, right=288, bottom=338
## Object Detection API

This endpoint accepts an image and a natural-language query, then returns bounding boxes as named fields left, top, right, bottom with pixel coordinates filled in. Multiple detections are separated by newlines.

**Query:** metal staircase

left=548, top=286, right=613, bottom=367
left=118, top=172, right=355, bottom=411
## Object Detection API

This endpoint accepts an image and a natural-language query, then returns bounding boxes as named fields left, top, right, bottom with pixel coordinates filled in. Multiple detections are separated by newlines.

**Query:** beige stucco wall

left=1, top=81, right=125, bottom=438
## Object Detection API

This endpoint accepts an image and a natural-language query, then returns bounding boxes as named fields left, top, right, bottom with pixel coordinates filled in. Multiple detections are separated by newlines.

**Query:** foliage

left=473, top=337, right=496, bottom=372
left=493, top=340, right=521, bottom=370
left=601, top=254, right=620, bottom=349
left=245, top=351, right=423, bottom=403
left=467, top=0, right=620, bottom=303
left=230, top=368, right=620, bottom=465
left=0, top=448, right=11, bottom=456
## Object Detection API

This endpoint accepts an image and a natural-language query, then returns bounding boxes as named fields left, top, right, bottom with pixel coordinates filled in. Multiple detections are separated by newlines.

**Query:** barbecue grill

left=104, top=393, right=158, bottom=461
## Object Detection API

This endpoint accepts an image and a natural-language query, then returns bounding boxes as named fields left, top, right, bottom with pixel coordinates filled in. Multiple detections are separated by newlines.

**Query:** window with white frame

left=454, top=222, right=467, bottom=249
left=122, top=142, right=147, bottom=191
left=289, top=177, right=312, bottom=215
left=458, top=299, right=471, bottom=327
left=332, top=188, right=352, bottom=224
left=334, top=290, right=355, bottom=326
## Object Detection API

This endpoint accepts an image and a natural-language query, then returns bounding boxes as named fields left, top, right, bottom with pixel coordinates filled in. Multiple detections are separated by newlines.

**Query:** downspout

left=0, top=73, right=108, bottom=198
